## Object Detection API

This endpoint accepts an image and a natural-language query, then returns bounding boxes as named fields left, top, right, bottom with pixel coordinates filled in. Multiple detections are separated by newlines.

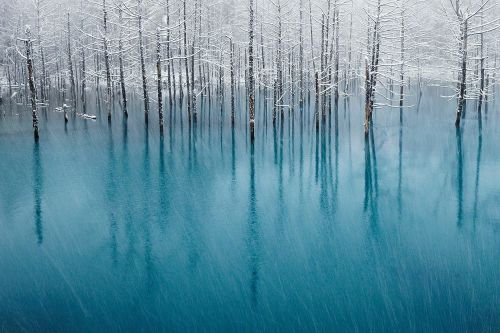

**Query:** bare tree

left=248, top=0, right=255, bottom=142
left=138, top=0, right=149, bottom=121
left=118, top=1, right=127, bottom=117
left=156, top=28, right=164, bottom=130
left=67, top=13, right=76, bottom=107
left=25, top=27, right=39, bottom=140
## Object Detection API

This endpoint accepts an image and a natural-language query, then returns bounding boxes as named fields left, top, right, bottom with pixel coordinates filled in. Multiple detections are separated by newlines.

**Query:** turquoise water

left=0, top=89, right=499, bottom=332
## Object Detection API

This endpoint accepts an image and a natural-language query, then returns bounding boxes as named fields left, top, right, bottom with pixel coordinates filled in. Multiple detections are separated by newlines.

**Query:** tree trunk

left=103, top=0, right=112, bottom=121
left=334, top=6, right=340, bottom=103
left=248, top=0, right=255, bottom=142
left=166, top=0, right=173, bottom=107
left=230, top=39, right=236, bottom=126
left=36, top=0, right=47, bottom=102
left=399, top=0, right=405, bottom=107
left=191, top=44, right=197, bottom=121
left=299, top=0, right=304, bottom=108
left=364, top=59, right=371, bottom=136
left=67, top=13, right=76, bottom=108
left=25, top=28, right=39, bottom=140
left=118, top=3, right=127, bottom=117
left=315, top=71, right=320, bottom=131
left=7, top=66, right=12, bottom=101
left=277, top=0, right=283, bottom=121
left=308, top=0, right=316, bottom=73
left=80, top=1, right=87, bottom=113
left=157, top=28, right=164, bottom=130
left=80, top=44, right=87, bottom=113
left=456, top=20, right=467, bottom=128
left=320, top=15, right=325, bottom=118
left=345, top=9, right=353, bottom=94
left=183, top=0, right=191, bottom=120
left=138, top=0, right=149, bottom=121
left=171, top=46, right=177, bottom=103
left=477, top=5, right=485, bottom=113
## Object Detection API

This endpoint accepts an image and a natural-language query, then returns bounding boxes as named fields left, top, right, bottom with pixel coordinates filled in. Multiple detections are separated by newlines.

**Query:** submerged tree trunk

left=320, top=14, right=326, bottom=118
left=248, top=0, right=255, bottom=142
left=196, top=0, right=203, bottom=99
left=178, top=29, right=183, bottom=104
left=166, top=0, right=173, bottom=107
left=171, top=46, right=176, bottom=104
left=67, top=13, right=76, bottom=108
left=80, top=44, right=87, bottom=113
left=399, top=0, right=405, bottom=107
left=138, top=0, right=149, bottom=121
left=191, top=44, right=197, bottom=121
left=230, top=39, right=236, bottom=126
left=118, top=3, right=128, bottom=117
left=477, top=5, right=485, bottom=113
left=191, top=0, right=198, bottom=119
left=95, top=53, right=100, bottom=95
left=183, top=0, right=191, bottom=120
left=315, top=71, right=320, bottom=131
left=25, top=27, right=39, bottom=140
left=334, top=5, right=340, bottom=103
left=7, top=66, right=12, bottom=100
left=80, top=0, right=87, bottom=113
left=103, top=0, right=112, bottom=121
left=308, top=0, right=316, bottom=74
left=260, top=24, right=267, bottom=110
left=364, top=59, right=371, bottom=135
left=456, top=20, right=467, bottom=128
left=345, top=9, right=353, bottom=94
left=36, top=0, right=47, bottom=102
left=364, top=0, right=381, bottom=136
left=157, top=28, right=164, bottom=130
left=276, top=0, right=284, bottom=122
left=299, top=0, right=304, bottom=108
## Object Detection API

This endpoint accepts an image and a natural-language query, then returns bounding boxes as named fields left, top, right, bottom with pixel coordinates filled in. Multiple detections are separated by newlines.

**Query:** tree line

left=0, top=0, right=498, bottom=140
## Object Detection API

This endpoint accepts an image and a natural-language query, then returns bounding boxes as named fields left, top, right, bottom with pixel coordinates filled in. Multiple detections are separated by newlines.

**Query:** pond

left=0, top=88, right=499, bottom=332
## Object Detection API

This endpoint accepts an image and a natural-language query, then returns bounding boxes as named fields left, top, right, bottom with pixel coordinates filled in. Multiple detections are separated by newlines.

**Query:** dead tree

left=67, top=13, right=76, bottom=107
left=138, top=0, right=149, bottom=121
left=334, top=4, right=340, bottom=103
left=345, top=4, right=353, bottom=94
left=477, top=0, right=486, bottom=113
left=319, top=14, right=325, bottom=118
left=25, top=27, right=39, bottom=140
left=7, top=66, right=13, bottom=101
left=165, top=0, right=173, bottom=107
left=102, top=0, right=112, bottom=121
left=157, top=28, right=164, bottom=130
left=308, top=0, right=316, bottom=77
left=183, top=0, right=191, bottom=120
left=364, top=0, right=382, bottom=136
left=118, top=2, right=128, bottom=116
left=315, top=71, right=320, bottom=131
left=399, top=0, right=405, bottom=107
left=35, top=0, right=47, bottom=101
left=191, top=1, right=198, bottom=121
left=248, top=0, right=256, bottom=142
left=80, top=0, right=87, bottom=113
left=230, top=39, right=236, bottom=126
left=448, top=0, right=492, bottom=126
left=276, top=0, right=284, bottom=122
left=299, top=0, right=304, bottom=108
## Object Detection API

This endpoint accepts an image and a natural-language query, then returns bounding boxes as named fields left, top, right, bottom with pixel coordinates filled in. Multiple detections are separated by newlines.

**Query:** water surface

left=0, top=89, right=499, bottom=332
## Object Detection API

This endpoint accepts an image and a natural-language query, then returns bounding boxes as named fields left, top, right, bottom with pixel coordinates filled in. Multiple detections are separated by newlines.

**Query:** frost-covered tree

left=0, top=0, right=498, bottom=138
